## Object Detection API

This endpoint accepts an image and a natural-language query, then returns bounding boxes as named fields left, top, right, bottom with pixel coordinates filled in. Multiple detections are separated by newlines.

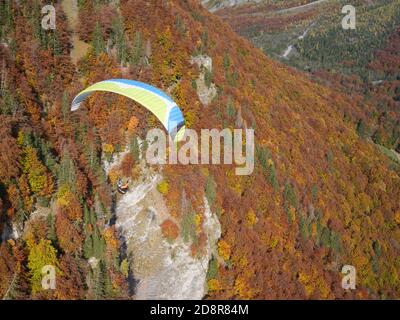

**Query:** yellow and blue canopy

left=71, top=79, right=186, bottom=141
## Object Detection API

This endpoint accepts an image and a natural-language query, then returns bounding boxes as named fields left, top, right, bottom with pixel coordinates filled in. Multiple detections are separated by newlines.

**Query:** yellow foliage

left=357, top=192, right=373, bottom=213
left=157, top=179, right=169, bottom=195
left=394, top=211, right=400, bottom=225
left=28, top=239, right=58, bottom=294
left=246, top=209, right=257, bottom=227
left=57, top=184, right=73, bottom=207
left=185, top=110, right=196, bottom=128
left=298, top=272, right=314, bottom=297
left=108, top=168, right=120, bottom=186
left=120, top=259, right=129, bottom=278
left=234, top=276, right=254, bottom=299
left=318, top=279, right=331, bottom=299
left=288, top=206, right=296, bottom=223
left=200, top=167, right=209, bottom=177
left=147, top=114, right=158, bottom=128
left=218, top=239, right=231, bottom=261
left=22, top=146, right=53, bottom=195
left=195, top=213, right=202, bottom=232
left=103, top=143, right=114, bottom=155
left=354, top=254, right=369, bottom=272
left=227, top=170, right=242, bottom=195
left=261, top=229, right=280, bottom=252
left=103, top=228, right=119, bottom=252
left=239, top=256, right=248, bottom=268
left=298, top=268, right=331, bottom=298
left=17, top=130, right=25, bottom=146
left=208, top=279, right=221, bottom=292
left=268, top=237, right=279, bottom=250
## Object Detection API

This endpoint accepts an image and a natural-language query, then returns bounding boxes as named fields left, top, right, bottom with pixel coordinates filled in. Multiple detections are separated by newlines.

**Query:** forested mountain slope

left=205, top=0, right=400, bottom=153
left=0, top=0, right=399, bottom=299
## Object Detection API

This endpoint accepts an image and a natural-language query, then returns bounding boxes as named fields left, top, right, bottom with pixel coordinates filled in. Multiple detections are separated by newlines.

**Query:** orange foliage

left=55, top=208, right=83, bottom=255
left=127, top=116, right=139, bottom=134
left=160, top=219, right=179, bottom=241
left=103, top=226, right=119, bottom=253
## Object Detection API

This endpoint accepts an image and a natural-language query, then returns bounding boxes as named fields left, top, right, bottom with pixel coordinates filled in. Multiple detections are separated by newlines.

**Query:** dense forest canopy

left=212, top=0, right=400, bottom=153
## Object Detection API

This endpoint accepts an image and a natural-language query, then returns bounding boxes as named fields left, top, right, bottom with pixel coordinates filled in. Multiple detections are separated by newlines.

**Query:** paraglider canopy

left=71, top=79, right=186, bottom=142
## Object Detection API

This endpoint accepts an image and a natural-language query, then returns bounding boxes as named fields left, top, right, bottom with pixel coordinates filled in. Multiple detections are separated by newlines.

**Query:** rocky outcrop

left=190, top=55, right=217, bottom=106
left=114, top=160, right=221, bottom=299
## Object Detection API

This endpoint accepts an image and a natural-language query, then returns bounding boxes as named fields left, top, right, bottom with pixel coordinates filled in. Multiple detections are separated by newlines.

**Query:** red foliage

left=160, top=219, right=179, bottom=241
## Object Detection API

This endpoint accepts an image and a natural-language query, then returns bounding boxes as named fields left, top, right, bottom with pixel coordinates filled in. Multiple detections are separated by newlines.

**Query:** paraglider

left=71, top=79, right=186, bottom=142
left=117, top=178, right=129, bottom=194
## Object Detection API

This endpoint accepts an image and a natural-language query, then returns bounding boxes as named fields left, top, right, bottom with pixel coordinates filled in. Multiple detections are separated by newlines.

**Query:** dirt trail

left=282, top=22, right=316, bottom=58
left=61, top=0, right=90, bottom=65
left=276, top=0, right=329, bottom=14
left=218, top=0, right=330, bottom=18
